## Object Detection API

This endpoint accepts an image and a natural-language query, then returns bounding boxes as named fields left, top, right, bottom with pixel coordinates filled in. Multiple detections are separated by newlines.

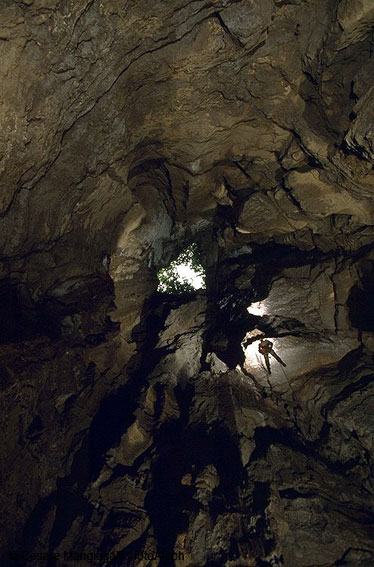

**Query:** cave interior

left=1, top=1, right=374, bottom=566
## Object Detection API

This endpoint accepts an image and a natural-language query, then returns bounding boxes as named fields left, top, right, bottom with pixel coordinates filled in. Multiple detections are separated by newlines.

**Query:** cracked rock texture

left=1, top=1, right=374, bottom=566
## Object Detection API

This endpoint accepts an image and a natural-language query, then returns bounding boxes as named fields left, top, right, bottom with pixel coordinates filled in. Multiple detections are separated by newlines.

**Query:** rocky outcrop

left=1, top=1, right=374, bottom=565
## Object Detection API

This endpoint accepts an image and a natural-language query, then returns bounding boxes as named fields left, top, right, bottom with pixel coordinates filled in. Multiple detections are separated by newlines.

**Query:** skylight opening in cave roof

left=174, top=263, right=204, bottom=289
left=157, top=243, right=206, bottom=294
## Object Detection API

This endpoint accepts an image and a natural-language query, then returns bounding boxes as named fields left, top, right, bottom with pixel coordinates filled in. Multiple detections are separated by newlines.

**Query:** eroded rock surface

left=1, top=1, right=374, bottom=566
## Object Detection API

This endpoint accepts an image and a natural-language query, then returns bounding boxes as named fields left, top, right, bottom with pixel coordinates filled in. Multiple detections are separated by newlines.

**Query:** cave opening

left=157, top=243, right=206, bottom=294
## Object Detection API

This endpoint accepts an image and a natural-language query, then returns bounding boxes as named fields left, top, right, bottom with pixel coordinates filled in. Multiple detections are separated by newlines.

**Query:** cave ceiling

left=1, top=1, right=374, bottom=566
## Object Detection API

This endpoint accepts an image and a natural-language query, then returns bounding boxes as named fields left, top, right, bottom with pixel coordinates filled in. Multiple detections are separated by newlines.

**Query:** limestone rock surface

left=1, top=1, right=374, bottom=566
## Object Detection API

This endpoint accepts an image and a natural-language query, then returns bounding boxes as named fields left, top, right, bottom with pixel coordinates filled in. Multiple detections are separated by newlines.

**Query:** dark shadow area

left=8, top=291, right=174, bottom=566
left=347, top=273, right=374, bottom=332
left=26, top=415, right=44, bottom=441
left=0, top=275, right=117, bottom=344
left=0, top=281, right=47, bottom=342
left=145, top=422, right=244, bottom=566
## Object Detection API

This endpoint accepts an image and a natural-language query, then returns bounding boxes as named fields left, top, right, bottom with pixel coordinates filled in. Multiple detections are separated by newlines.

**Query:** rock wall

left=1, top=1, right=374, bottom=566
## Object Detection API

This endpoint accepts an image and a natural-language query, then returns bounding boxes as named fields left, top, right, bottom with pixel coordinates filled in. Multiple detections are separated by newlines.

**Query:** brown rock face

left=1, top=1, right=374, bottom=566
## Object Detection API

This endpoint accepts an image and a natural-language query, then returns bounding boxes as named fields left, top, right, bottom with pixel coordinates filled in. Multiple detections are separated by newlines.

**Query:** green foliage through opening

left=157, top=243, right=206, bottom=294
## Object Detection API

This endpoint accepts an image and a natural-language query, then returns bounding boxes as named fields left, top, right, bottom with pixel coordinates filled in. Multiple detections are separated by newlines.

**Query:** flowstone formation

left=1, top=1, right=374, bottom=566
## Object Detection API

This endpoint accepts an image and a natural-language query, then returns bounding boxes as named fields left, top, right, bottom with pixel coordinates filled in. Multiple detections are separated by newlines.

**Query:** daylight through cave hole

left=157, top=243, right=206, bottom=294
